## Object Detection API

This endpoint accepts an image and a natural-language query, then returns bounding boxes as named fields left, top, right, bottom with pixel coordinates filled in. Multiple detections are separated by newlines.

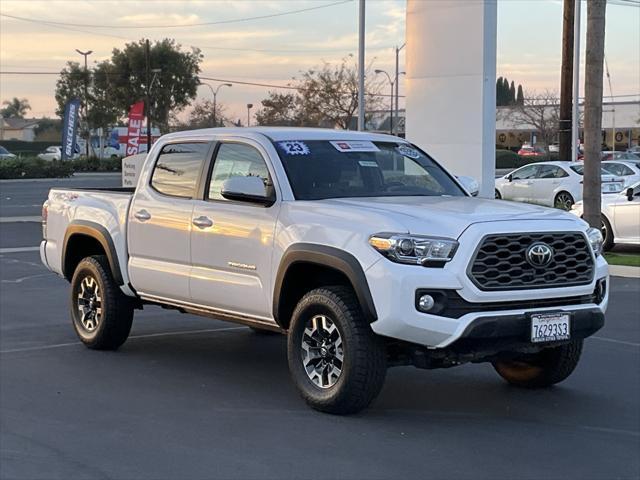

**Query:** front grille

left=468, top=232, right=594, bottom=291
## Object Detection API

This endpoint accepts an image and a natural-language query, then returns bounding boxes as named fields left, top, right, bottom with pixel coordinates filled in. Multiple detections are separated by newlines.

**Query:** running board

left=139, top=294, right=285, bottom=333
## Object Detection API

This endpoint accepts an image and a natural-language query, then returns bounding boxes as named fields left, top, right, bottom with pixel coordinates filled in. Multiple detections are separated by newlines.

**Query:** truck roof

left=159, top=127, right=403, bottom=143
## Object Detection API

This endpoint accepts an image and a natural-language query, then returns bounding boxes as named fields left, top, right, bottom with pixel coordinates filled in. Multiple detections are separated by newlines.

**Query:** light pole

left=375, top=69, right=394, bottom=135
left=246, top=104, right=253, bottom=127
left=394, top=43, right=405, bottom=135
left=75, top=49, right=92, bottom=157
left=202, top=83, right=232, bottom=127
left=357, top=0, right=365, bottom=131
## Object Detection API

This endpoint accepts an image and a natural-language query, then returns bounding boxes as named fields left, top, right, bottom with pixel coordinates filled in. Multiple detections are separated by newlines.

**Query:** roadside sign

left=121, top=153, right=146, bottom=187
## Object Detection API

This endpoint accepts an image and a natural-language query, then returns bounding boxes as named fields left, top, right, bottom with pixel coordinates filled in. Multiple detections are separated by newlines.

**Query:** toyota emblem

left=526, top=242, right=554, bottom=267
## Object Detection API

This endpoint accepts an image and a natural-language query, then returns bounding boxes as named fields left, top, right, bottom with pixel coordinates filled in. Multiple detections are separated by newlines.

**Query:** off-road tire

left=287, top=286, right=386, bottom=414
left=492, top=339, right=583, bottom=388
left=70, top=255, right=134, bottom=350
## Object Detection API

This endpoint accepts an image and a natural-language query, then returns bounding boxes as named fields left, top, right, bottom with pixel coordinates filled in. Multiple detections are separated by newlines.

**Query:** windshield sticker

left=358, top=160, right=379, bottom=168
left=278, top=141, right=310, bottom=155
left=396, top=145, right=421, bottom=159
left=330, top=140, right=380, bottom=153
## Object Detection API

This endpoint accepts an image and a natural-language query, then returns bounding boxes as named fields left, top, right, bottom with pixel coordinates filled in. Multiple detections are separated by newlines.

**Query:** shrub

left=70, top=157, right=121, bottom=172
left=0, top=157, right=74, bottom=179
left=496, top=149, right=521, bottom=169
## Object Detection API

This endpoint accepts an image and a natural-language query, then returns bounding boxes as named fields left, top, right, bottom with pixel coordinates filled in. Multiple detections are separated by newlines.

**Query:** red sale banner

left=126, top=101, right=145, bottom=156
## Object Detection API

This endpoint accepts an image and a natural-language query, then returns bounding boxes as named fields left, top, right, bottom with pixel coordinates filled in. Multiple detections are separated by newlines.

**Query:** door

left=613, top=185, right=640, bottom=242
left=504, top=164, right=538, bottom=203
left=190, top=141, right=280, bottom=319
left=530, top=165, right=567, bottom=206
left=128, top=142, right=211, bottom=302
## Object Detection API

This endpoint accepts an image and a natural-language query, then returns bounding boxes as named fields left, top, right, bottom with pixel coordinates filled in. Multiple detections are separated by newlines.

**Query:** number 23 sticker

left=278, top=141, right=310, bottom=155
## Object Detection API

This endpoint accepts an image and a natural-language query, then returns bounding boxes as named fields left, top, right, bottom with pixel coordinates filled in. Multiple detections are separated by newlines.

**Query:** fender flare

left=272, top=243, right=378, bottom=325
left=62, top=220, right=124, bottom=285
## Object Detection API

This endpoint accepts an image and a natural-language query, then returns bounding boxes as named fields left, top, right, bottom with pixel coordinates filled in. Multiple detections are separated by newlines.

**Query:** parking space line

left=592, top=336, right=640, bottom=348
left=0, top=247, right=40, bottom=253
left=0, top=216, right=41, bottom=223
left=0, top=326, right=248, bottom=354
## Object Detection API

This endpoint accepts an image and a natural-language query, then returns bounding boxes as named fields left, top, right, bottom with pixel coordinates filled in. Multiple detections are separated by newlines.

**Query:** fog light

left=418, top=294, right=435, bottom=312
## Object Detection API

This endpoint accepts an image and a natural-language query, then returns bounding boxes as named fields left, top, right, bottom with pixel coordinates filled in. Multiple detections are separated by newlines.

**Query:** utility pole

left=583, top=0, right=607, bottom=228
left=559, top=0, right=574, bottom=161
left=357, top=0, right=365, bottom=131
left=145, top=39, right=151, bottom=152
left=571, top=0, right=581, bottom=162
left=75, top=49, right=92, bottom=157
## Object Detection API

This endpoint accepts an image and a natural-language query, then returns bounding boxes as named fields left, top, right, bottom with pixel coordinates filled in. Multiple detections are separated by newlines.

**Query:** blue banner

left=61, top=98, right=81, bottom=160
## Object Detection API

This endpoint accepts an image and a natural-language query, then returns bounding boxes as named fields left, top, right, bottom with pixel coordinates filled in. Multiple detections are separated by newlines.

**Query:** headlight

left=369, top=233, right=458, bottom=266
left=586, top=227, right=603, bottom=257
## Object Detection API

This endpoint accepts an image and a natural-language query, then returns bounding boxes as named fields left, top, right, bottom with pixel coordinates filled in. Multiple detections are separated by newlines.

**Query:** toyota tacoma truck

left=41, top=128, right=608, bottom=414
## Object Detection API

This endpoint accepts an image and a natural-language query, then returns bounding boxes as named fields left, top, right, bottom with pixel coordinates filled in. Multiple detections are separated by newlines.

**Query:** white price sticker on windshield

left=330, top=141, right=380, bottom=153
left=278, top=141, right=310, bottom=155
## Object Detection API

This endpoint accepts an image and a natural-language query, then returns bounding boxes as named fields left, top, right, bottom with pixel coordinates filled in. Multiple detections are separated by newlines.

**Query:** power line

left=0, top=71, right=404, bottom=98
left=0, top=1, right=352, bottom=29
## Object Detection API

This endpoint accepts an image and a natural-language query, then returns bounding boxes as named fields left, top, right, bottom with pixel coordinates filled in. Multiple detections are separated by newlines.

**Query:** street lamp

left=202, top=82, right=232, bottom=127
left=394, top=43, right=406, bottom=136
left=247, top=103, right=253, bottom=127
left=75, top=49, right=93, bottom=157
left=375, top=69, right=394, bottom=135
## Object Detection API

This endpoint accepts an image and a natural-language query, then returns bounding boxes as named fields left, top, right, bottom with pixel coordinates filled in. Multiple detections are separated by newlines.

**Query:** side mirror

left=507, top=174, right=513, bottom=182
left=221, top=176, right=275, bottom=206
left=626, top=188, right=634, bottom=201
left=456, top=175, right=479, bottom=197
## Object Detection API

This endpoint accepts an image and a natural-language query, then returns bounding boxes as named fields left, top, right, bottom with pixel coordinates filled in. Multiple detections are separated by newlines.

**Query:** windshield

left=0, top=146, right=8, bottom=154
left=273, top=140, right=465, bottom=200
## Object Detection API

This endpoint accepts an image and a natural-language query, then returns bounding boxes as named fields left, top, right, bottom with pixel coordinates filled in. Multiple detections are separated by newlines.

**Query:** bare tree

left=583, top=0, right=607, bottom=228
left=507, top=90, right=561, bottom=152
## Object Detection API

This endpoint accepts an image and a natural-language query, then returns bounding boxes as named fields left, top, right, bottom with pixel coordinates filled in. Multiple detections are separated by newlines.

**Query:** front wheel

left=70, top=255, right=134, bottom=350
left=601, top=215, right=615, bottom=251
left=287, top=286, right=386, bottom=414
left=492, top=340, right=583, bottom=388
left=495, top=189, right=502, bottom=199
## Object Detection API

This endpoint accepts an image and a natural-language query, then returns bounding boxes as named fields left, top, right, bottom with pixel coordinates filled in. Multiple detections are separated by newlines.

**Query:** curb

left=609, top=265, right=640, bottom=278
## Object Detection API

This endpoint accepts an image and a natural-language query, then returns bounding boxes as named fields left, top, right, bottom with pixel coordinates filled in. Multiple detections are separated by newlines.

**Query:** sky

left=0, top=0, right=639, bottom=124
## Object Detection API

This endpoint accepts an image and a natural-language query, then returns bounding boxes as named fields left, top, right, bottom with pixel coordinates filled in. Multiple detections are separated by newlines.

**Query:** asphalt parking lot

left=1, top=175, right=639, bottom=480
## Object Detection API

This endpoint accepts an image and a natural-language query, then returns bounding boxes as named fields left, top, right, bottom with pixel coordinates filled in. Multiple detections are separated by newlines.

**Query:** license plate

left=530, top=313, right=570, bottom=343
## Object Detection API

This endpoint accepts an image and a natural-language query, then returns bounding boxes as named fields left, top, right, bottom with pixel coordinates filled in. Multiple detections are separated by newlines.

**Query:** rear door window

left=150, top=142, right=210, bottom=198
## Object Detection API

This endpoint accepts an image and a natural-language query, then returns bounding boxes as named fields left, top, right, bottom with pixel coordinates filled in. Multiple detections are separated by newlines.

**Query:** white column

left=405, top=0, right=497, bottom=198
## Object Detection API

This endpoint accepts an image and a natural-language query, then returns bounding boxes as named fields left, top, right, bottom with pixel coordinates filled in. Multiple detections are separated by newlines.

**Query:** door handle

left=134, top=209, right=151, bottom=222
left=192, top=216, right=213, bottom=229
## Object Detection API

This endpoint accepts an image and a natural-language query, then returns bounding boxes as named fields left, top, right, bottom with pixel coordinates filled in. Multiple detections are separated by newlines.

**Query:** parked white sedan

left=571, top=181, right=640, bottom=250
left=495, top=161, right=624, bottom=210
left=601, top=160, right=640, bottom=188
left=37, top=146, right=62, bottom=161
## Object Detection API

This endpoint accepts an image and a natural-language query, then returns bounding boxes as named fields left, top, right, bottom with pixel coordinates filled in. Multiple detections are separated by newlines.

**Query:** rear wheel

left=287, top=286, right=386, bottom=414
left=554, top=191, right=574, bottom=211
left=70, top=255, right=133, bottom=350
left=492, top=340, right=583, bottom=388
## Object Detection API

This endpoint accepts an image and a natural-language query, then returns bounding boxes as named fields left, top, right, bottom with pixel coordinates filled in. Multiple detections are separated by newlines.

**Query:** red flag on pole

left=126, top=101, right=145, bottom=156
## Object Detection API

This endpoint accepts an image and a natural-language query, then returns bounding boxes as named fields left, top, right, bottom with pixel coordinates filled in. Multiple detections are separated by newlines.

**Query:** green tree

left=516, top=84, right=525, bottom=105
left=509, top=81, right=516, bottom=105
left=108, top=39, right=203, bottom=132
left=54, top=62, right=89, bottom=118
left=1, top=97, right=31, bottom=118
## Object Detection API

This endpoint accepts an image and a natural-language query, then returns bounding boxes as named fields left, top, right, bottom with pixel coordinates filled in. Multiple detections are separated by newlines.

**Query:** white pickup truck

left=41, top=127, right=608, bottom=414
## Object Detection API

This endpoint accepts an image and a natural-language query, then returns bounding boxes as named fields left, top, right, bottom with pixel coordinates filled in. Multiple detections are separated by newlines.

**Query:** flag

left=126, top=101, right=145, bottom=156
left=61, top=99, right=81, bottom=160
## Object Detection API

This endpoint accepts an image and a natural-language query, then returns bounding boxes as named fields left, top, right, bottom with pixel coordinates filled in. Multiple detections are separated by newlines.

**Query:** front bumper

left=366, top=222, right=609, bottom=349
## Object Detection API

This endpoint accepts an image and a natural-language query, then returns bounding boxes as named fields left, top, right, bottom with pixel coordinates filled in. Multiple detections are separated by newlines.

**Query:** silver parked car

left=0, top=146, right=16, bottom=160
left=571, top=181, right=640, bottom=250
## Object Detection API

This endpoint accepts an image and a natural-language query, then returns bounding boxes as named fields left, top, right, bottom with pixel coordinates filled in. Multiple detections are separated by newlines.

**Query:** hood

left=319, top=196, right=579, bottom=238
